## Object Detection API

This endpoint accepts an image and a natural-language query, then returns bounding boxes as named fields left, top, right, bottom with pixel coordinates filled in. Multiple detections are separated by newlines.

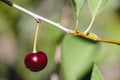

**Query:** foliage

left=0, top=0, right=120, bottom=80
left=91, top=64, right=104, bottom=80
left=61, top=35, right=100, bottom=80
left=88, top=0, right=108, bottom=17
left=72, top=0, right=85, bottom=17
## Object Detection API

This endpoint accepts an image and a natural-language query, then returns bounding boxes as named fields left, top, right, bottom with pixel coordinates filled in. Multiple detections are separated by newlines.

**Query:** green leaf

left=88, top=0, right=108, bottom=17
left=61, top=35, right=101, bottom=80
left=91, top=64, right=104, bottom=80
left=72, top=0, right=85, bottom=17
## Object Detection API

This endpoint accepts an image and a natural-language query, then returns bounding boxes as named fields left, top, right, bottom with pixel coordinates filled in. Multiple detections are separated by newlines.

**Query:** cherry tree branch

left=0, top=0, right=72, bottom=33
left=1, top=0, right=120, bottom=45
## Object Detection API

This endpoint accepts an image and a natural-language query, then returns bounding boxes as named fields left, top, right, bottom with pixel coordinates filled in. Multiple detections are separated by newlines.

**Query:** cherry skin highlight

left=24, top=51, right=47, bottom=72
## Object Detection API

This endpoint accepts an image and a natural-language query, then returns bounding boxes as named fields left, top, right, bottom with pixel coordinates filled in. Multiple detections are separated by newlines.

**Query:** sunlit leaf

left=88, top=0, right=108, bottom=17
left=91, top=64, right=104, bottom=80
left=72, top=0, right=85, bottom=17
left=61, top=35, right=101, bottom=80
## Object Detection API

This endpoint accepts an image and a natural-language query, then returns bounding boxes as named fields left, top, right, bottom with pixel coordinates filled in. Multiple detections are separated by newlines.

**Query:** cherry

left=24, top=51, right=47, bottom=72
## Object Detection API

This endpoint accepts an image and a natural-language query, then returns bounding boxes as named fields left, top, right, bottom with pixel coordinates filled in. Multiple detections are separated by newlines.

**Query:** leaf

left=72, top=0, right=85, bottom=17
left=61, top=35, right=101, bottom=80
left=88, top=0, right=108, bottom=17
left=91, top=64, right=104, bottom=80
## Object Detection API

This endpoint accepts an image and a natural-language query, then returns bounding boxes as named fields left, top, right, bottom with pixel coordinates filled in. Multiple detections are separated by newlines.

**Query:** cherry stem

left=33, top=20, right=40, bottom=53
left=84, top=16, right=95, bottom=34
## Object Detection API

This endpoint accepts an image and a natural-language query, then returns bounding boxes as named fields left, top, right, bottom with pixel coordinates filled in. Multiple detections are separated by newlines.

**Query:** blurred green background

left=0, top=0, right=120, bottom=80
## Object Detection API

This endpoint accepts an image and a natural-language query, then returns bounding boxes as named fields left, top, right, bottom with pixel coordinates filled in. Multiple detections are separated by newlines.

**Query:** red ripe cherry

left=24, top=51, right=47, bottom=72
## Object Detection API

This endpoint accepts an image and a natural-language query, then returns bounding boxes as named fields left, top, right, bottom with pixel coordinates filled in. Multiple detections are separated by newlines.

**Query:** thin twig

left=0, top=0, right=71, bottom=33
left=12, top=3, right=72, bottom=33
